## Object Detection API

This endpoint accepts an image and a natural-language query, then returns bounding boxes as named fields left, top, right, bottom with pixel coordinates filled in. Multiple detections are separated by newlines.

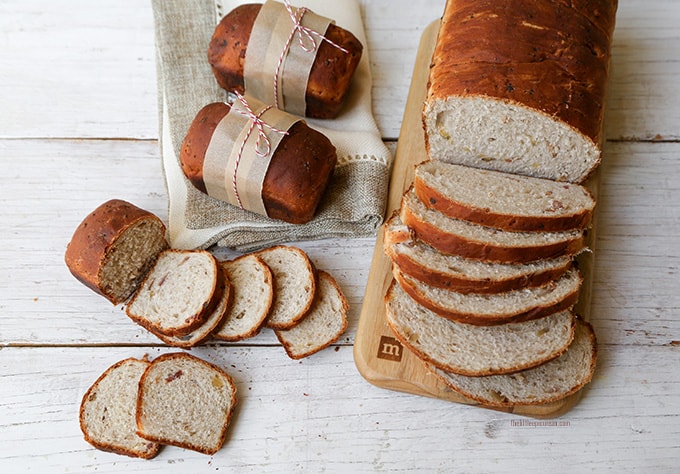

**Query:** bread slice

left=400, top=187, right=586, bottom=263
left=126, top=249, right=221, bottom=337
left=153, top=268, right=231, bottom=348
left=385, top=281, right=575, bottom=376
left=275, top=270, right=349, bottom=359
left=384, top=212, right=572, bottom=293
left=65, top=199, right=168, bottom=305
left=432, top=319, right=597, bottom=407
left=394, top=267, right=582, bottom=326
left=213, top=254, right=273, bottom=342
left=136, top=352, right=237, bottom=455
left=423, top=0, right=617, bottom=183
left=414, top=161, right=595, bottom=232
left=254, top=245, right=317, bottom=330
left=80, top=357, right=160, bottom=459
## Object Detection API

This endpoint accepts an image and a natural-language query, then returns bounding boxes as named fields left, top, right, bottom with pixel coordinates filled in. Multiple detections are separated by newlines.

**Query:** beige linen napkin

left=152, top=0, right=392, bottom=251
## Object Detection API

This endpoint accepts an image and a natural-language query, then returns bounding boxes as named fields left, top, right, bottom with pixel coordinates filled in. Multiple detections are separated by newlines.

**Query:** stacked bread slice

left=65, top=200, right=348, bottom=359
left=383, top=161, right=598, bottom=407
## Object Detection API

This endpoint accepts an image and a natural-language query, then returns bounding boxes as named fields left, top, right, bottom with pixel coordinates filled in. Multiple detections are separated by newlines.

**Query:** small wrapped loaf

left=64, top=199, right=169, bottom=304
left=208, top=1, right=363, bottom=119
left=180, top=98, right=337, bottom=224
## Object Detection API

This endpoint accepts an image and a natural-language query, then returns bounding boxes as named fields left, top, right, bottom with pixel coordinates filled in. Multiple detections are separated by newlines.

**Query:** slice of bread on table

left=80, top=357, right=160, bottom=459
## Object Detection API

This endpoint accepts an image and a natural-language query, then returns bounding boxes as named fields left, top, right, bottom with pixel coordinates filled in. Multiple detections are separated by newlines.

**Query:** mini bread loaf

left=180, top=101, right=337, bottom=224
left=384, top=213, right=573, bottom=293
left=414, top=160, right=596, bottom=232
left=384, top=281, right=575, bottom=376
left=208, top=2, right=363, bottom=119
left=423, top=0, right=618, bottom=183
left=65, top=199, right=169, bottom=305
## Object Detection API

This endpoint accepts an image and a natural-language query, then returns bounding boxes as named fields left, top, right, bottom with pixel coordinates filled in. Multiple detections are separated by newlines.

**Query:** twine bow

left=229, top=92, right=289, bottom=209
left=273, top=0, right=350, bottom=110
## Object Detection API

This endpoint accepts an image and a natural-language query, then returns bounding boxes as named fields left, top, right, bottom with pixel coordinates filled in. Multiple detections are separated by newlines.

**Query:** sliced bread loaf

left=384, top=213, right=572, bottom=293
left=136, top=352, right=237, bottom=455
left=213, top=254, right=274, bottom=342
left=275, top=270, right=349, bottom=359
left=126, top=249, right=221, bottom=337
left=401, top=188, right=586, bottom=263
left=414, top=161, right=596, bottom=232
left=65, top=199, right=169, bottom=305
left=423, top=0, right=617, bottom=183
left=432, top=319, right=597, bottom=407
left=394, top=267, right=582, bottom=325
left=80, top=357, right=160, bottom=459
left=385, top=281, right=575, bottom=376
left=153, top=268, right=231, bottom=348
left=254, top=245, right=317, bottom=330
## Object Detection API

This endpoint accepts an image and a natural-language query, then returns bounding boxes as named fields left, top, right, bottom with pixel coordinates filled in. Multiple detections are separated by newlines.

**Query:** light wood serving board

left=354, top=20, right=599, bottom=418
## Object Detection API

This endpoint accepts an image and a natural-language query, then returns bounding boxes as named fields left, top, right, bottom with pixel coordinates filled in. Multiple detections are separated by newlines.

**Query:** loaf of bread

left=136, top=353, right=238, bottom=455
left=385, top=281, right=575, bottom=376
left=384, top=213, right=572, bottom=293
left=432, top=319, right=597, bottom=406
left=80, top=357, right=160, bottom=459
left=423, top=0, right=618, bottom=183
left=394, top=266, right=582, bottom=326
left=180, top=101, right=337, bottom=224
left=414, top=161, right=596, bottom=232
left=208, top=2, right=363, bottom=119
left=64, top=199, right=169, bottom=305
left=401, top=187, right=586, bottom=263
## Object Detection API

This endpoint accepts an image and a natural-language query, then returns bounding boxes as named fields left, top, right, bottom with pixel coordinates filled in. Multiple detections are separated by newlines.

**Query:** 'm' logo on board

left=377, top=336, right=403, bottom=362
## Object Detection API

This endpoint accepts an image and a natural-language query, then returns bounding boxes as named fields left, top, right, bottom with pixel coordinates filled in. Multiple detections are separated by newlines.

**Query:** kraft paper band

left=243, top=0, right=332, bottom=116
left=202, top=96, right=300, bottom=217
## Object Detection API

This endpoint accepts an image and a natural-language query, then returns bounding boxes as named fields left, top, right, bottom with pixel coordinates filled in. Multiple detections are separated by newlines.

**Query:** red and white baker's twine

left=229, top=92, right=289, bottom=209
left=273, top=0, right=350, bottom=109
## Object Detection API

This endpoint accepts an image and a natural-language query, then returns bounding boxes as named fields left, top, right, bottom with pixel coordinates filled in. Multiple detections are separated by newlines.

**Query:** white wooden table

left=1, top=1, right=679, bottom=472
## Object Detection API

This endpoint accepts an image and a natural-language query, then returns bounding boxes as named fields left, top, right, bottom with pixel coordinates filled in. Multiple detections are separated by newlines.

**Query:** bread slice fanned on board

left=401, top=188, right=586, bottom=263
left=126, top=249, right=221, bottom=336
left=275, top=270, right=349, bottom=359
left=65, top=199, right=169, bottom=305
left=422, top=0, right=617, bottom=183
left=385, top=281, right=575, bottom=376
left=432, top=319, right=598, bottom=407
left=136, top=352, right=237, bottom=455
left=80, top=357, right=160, bottom=459
left=213, top=254, right=273, bottom=342
left=384, top=213, right=573, bottom=293
left=394, top=266, right=582, bottom=326
left=414, top=161, right=596, bottom=232
left=254, top=245, right=317, bottom=330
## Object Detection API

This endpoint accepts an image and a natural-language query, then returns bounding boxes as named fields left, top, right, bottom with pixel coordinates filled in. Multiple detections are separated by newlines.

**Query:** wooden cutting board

left=353, top=20, right=599, bottom=418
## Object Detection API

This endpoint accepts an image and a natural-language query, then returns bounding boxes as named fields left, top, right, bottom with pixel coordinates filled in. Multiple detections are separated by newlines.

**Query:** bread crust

left=383, top=281, right=575, bottom=376
left=383, top=213, right=572, bottom=293
left=135, top=352, right=238, bottom=455
left=64, top=199, right=168, bottom=304
left=393, top=269, right=582, bottom=326
left=413, top=172, right=594, bottom=233
left=79, top=357, right=160, bottom=459
left=400, top=201, right=586, bottom=264
left=426, top=0, right=618, bottom=145
left=180, top=102, right=337, bottom=224
left=208, top=3, right=363, bottom=119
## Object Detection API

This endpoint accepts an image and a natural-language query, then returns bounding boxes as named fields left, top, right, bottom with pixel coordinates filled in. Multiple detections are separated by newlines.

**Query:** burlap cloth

left=152, top=0, right=392, bottom=251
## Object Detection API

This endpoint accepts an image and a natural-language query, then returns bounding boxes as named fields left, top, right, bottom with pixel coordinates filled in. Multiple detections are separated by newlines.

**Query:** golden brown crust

left=383, top=218, right=572, bottom=293
left=393, top=268, right=581, bottom=326
left=413, top=173, right=594, bottom=233
left=208, top=3, right=363, bottom=119
left=400, top=202, right=586, bottom=264
left=180, top=102, right=337, bottom=224
left=427, top=0, right=617, bottom=144
left=64, top=199, right=168, bottom=305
